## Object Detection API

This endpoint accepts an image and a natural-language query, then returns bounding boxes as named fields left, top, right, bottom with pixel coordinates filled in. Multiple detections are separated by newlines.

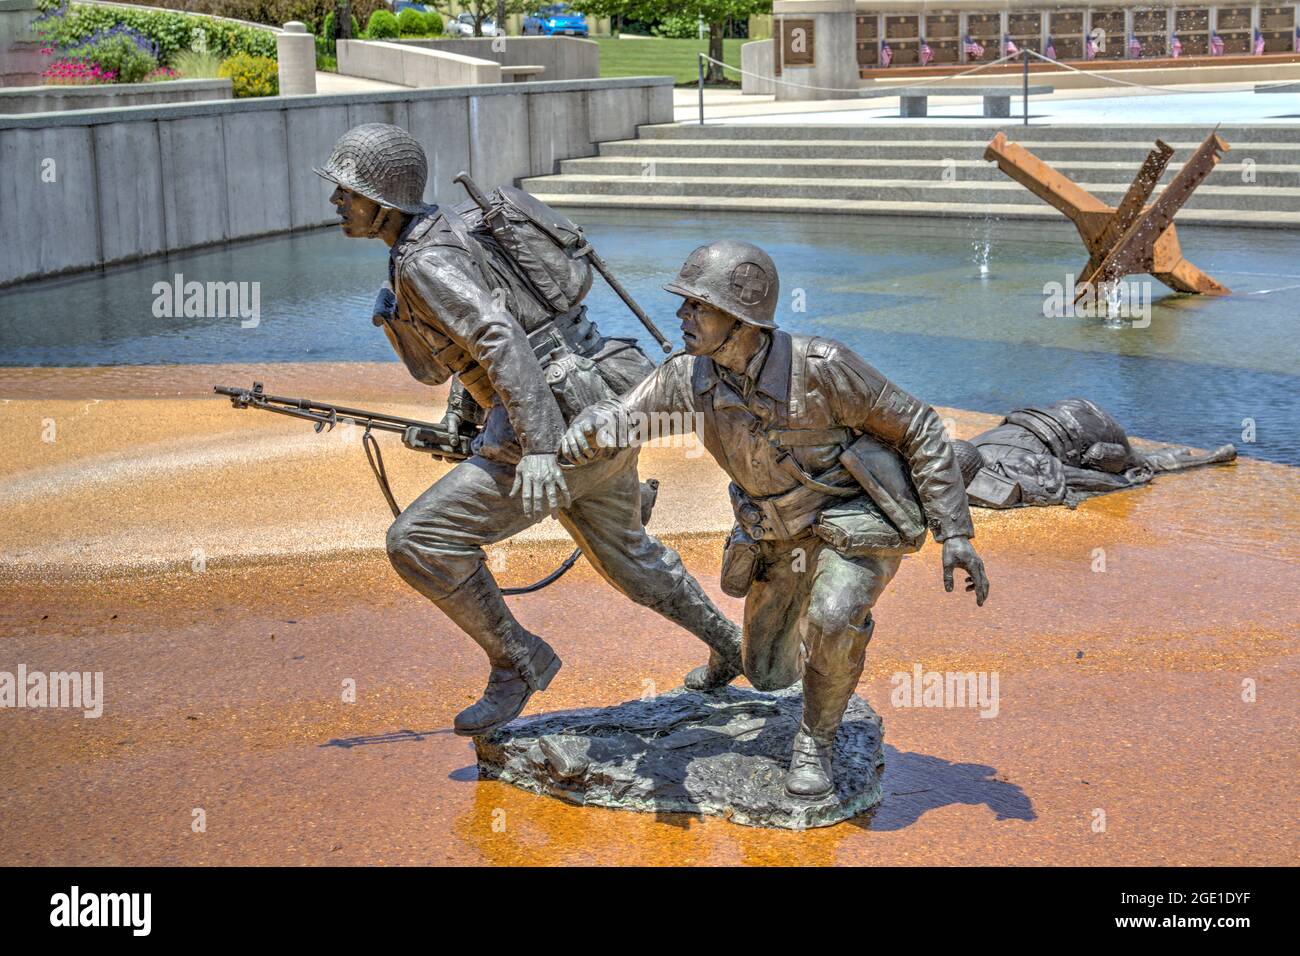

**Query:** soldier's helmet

left=313, top=123, right=428, bottom=214
left=951, top=439, right=986, bottom=486
left=663, top=240, right=779, bottom=329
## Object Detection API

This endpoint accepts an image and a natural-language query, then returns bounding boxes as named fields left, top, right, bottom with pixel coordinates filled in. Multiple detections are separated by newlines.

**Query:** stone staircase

left=520, top=123, right=1300, bottom=228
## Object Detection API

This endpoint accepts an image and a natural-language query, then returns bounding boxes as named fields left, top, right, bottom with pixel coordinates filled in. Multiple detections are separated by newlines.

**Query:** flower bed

left=32, top=1, right=281, bottom=92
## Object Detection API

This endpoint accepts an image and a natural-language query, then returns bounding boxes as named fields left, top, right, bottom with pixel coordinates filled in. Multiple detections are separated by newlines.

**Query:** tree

left=432, top=0, right=529, bottom=36
left=574, top=0, right=770, bottom=82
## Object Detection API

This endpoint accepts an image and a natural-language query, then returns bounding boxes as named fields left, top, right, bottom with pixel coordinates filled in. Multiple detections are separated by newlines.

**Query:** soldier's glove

left=942, top=535, right=990, bottom=607
left=560, top=406, right=620, bottom=464
left=511, top=453, right=572, bottom=519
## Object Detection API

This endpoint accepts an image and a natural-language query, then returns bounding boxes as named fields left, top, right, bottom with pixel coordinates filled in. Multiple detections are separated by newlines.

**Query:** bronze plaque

left=782, top=19, right=816, bottom=66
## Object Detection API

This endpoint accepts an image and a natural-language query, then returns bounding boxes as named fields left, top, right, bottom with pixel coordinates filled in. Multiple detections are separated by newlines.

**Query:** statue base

left=474, top=684, right=884, bottom=830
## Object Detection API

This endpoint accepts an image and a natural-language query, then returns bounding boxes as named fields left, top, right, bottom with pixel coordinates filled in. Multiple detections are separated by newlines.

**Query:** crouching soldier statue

left=561, top=240, right=990, bottom=798
left=315, top=124, right=742, bottom=737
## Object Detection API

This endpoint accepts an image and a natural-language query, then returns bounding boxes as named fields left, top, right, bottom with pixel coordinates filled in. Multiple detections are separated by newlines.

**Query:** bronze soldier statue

left=950, top=398, right=1238, bottom=509
left=315, top=124, right=742, bottom=736
left=561, top=240, right=989, bottom=798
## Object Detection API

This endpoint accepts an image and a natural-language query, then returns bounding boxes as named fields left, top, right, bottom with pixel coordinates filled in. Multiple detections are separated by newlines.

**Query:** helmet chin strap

left=365, top=204, right=396, bottom=240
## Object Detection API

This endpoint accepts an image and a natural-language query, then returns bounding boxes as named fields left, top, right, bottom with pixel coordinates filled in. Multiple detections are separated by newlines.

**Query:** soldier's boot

left=648, top=575, right=743, bottom=691
left=434, top=565, right=562, bottom=737
left=786, top=616, right=875, bottom=798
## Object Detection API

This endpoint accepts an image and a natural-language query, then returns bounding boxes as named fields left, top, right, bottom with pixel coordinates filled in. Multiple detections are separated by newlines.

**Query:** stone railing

left=0, top=77, right=231, bottom=112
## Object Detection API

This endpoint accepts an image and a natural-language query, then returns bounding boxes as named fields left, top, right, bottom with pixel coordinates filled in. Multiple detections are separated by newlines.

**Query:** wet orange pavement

left=0, top=364, right=1296, bottom=865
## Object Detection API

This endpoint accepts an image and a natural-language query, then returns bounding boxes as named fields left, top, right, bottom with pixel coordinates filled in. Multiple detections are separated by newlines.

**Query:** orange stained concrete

left=0, top=363, right=1295, bottom=865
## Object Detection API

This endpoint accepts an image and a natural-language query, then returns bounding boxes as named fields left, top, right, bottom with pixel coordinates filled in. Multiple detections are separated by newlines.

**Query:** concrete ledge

left=0, top=75, right=673, bottom=128
left=0, top=78, right=232, bottom=114
left=399, top=36, right=598, bottom=82
left=338, top=38, right=501, bottom=88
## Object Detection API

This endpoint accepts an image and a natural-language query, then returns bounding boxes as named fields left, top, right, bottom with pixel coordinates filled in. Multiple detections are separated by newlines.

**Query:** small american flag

left=1084, top=36, right=1097, bottom=60
left=1210, top=31, right=1225, bottom=56
left=1129, top=33, right=1142, bottom=58
left=920, top=39, right=934, bottom=66
left=964, top=35, right=985, bottom=59
left=1004, top=35, right=1019, bottom=56
left=1171, top=33, right=1182, bottom=58
left=881, top=42, right=893, bottom=67
left=1254, top=29, right=1266, bottom=55
left=1045, top=36, right=1057, bottom=59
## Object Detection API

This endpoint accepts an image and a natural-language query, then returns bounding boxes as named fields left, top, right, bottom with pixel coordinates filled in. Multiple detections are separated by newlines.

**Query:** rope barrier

left=693, top=47, right=1274, bottom=124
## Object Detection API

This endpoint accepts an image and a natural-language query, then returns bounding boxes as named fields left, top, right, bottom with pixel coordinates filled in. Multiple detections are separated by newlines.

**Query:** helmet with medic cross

left=663, top=240, right=779, bottom=329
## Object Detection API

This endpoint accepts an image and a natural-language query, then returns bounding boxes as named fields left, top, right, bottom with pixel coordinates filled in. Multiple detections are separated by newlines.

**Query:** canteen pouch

left=720, top=524, right=761, bottom=598
left=544, top=352, right=614, bottom=423
left=814, top=496, right=924, bottom=557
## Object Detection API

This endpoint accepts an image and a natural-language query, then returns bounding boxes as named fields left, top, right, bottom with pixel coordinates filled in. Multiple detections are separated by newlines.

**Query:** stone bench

left=1255, top=82, right=1300, bottom=93
left=501, top=65, right=546, bottom=82
left=863, top=85, right=1055, bottom=118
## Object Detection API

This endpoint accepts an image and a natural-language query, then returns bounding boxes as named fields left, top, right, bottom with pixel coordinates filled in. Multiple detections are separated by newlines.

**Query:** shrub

left=217, top=51, right=279, bottom=96
left=33, top=3, right=277, bottom=66
left=316, top=51, right=337, bottom=71
left=421, top=10, right=443, bottom=36
left=396, top=8, right=422, bottom=36
left=364, top=9, right=399, bottom=39
left=171, top=49, right=223, bottom=78
left=653, top=15, right=702, bottom=39
left=68, top=30, right=160, bottom=82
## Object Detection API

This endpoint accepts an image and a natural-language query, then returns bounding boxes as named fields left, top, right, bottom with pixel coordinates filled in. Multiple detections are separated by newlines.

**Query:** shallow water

left=2, top=209, right=1296, bottom=463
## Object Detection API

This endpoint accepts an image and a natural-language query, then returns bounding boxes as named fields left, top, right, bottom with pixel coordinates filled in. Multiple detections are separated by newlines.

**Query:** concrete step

left=559, top=155, right=1300, bottom=187
left=524, top=191, right=1300, bottom=227
left=520, top=173, right=1300, bottom=211
left=596, top=138, right=1300, bottom=165
left=637, top=122, right=1300, bottom=143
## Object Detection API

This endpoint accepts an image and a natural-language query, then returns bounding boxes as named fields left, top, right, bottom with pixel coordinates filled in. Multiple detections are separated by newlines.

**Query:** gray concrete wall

left=0, top=75, right=674, bottom=286
left=338, top=39, right=502, bottom=87
left=399, top=36, right=599, bottom=82
left=0, top=78, right=232, bottom=114
left=0, top=0, right=42, bottom=87
left=741, top=39, right=774, bottom=95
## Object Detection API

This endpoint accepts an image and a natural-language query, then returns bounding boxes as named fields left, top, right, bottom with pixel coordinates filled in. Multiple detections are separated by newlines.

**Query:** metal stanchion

left=698, top=53, right=705, bottom=126
left=1022, top=48, right=1030, bottom=125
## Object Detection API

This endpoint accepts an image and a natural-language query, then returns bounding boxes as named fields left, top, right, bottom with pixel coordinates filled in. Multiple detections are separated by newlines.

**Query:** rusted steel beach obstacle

left=984, top=128, right=1231, bottom=298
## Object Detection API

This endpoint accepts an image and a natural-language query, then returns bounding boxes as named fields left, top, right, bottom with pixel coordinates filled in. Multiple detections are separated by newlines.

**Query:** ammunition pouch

left=813, top=496, right=924, bottom=557
left=720, top=524, right=762, bottom=598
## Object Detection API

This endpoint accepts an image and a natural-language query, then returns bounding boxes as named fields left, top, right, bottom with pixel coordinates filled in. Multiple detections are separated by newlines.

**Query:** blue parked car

left=523, top=4, right=589, bottom=37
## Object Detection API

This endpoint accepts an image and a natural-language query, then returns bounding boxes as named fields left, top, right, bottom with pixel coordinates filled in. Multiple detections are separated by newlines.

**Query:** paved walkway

left=0, top=362, right=1295, bottom=865
left=674, top=83, right=1300, bottom=126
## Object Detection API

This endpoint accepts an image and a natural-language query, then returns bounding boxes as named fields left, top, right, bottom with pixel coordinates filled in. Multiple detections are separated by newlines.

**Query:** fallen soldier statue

left=950, top=398, right=1237, bottom=509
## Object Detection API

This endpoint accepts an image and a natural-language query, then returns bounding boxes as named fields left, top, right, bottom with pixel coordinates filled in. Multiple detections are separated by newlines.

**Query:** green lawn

left=596, top=37, right=747, bottom=85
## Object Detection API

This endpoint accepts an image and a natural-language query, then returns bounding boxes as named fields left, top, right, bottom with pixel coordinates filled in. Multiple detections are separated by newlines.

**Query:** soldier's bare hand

left=560, top=411, right=607, bottom=464
left=511, top=453, right=572, bottom=519
left=942, top=535, right=989, bottom=607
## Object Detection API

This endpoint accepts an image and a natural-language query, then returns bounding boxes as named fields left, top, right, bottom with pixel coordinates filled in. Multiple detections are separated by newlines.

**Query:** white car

left=448, top=11, right=501, bottom=36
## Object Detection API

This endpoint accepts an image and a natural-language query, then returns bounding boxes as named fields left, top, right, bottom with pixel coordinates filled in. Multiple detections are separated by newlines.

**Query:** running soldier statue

left=950, top=399, right=1238, bottom=509
left=561, top=240, right=990, bottom=798
left=315, top=124, right=742, bottom=737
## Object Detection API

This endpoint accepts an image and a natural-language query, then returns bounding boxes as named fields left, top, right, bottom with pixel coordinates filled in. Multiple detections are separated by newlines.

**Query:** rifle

left=212, top=381, right=587, bottom=596
left=214, top=381, right=476, bottom=515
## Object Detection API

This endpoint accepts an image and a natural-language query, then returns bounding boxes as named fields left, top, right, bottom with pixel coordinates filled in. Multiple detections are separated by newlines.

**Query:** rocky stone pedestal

left=474, top=684, right=884, bottom=829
